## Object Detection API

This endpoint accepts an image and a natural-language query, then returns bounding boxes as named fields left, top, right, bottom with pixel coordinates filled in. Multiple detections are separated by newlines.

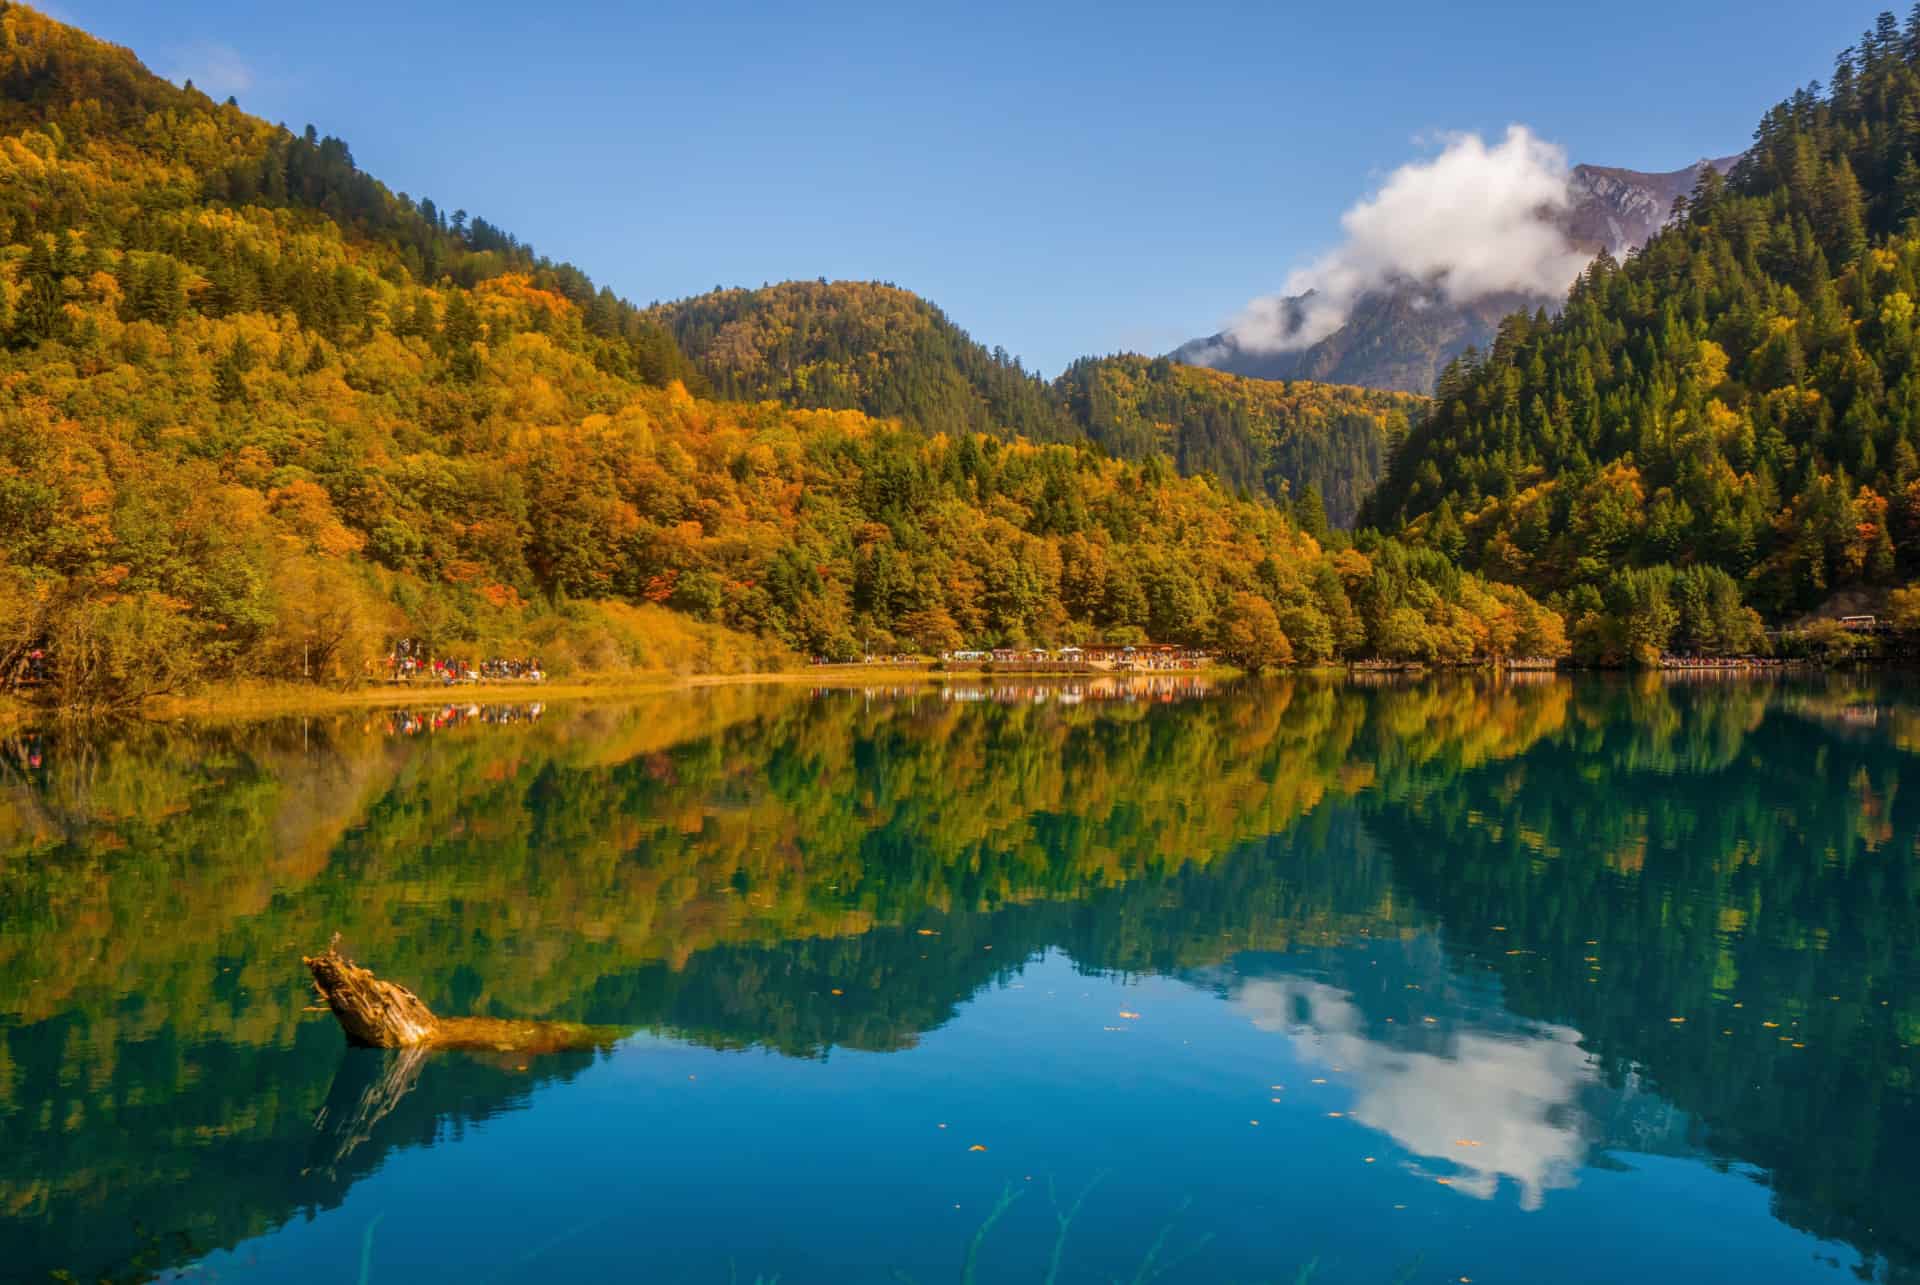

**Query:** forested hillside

left=1056, top=355, right=1419, bottom=527
left=647, top=280, right=1076, bottom=444
left=1363, top=12, right=1920, bottom=661
left=653, top=281, right=1418, bottom=522
left=0, top=4, right=1560, bottom=705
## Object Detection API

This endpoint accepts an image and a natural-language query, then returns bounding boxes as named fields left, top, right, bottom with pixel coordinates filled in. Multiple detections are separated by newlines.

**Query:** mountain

left=0, top=3, right=1560, bottom=704
left=648, top=280, right=1078, bottom=444
left=654, top=280, right=1419, bottom=522
left=1054, top=355, right=1421, bottom=527
left=1360, top=10, right=1920, bottom=661
left=1174, top=287, right=1536, bottom=396
left=1173, top=157, right=1743, bottom=395
left=1561, top=156, right=1745, bottom=255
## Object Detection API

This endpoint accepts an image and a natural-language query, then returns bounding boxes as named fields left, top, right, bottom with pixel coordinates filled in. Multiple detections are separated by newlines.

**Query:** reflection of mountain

left=576, top=806, right=1406, bottom=1055
left=1, top=676, right=1917, bottom=1281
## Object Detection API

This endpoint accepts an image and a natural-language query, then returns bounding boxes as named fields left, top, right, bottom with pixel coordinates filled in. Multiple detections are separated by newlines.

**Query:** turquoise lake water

left=2, top=675, right=1916, bottom=1282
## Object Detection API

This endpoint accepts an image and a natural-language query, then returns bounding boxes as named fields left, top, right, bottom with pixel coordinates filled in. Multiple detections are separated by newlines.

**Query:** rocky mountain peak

left=1174, top=155, right=1745, bottom=395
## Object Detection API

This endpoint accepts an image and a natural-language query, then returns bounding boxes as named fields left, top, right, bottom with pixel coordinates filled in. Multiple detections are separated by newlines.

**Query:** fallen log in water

left=303, top=937, right=616, bottom=1053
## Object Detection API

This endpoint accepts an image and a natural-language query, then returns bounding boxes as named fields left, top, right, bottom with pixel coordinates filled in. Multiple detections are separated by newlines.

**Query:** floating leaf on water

left=830, top=988, right=844, bottom=996
left=968, top=1144, right=987, bottom=1152
left=1118, top=1011, right=1141, bottom=1020
left=1327, top=1111, right=1345, bottom=1118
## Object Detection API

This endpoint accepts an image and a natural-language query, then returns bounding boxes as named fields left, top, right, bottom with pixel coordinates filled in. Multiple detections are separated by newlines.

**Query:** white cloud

left=164, top=42, right=256, bottom=102
left=1219, top=126, right=1591, bottom=354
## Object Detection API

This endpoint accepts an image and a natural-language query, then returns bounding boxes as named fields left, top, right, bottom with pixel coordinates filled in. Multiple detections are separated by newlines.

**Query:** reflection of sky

left=1238, top=976, right=1595, bottom=1209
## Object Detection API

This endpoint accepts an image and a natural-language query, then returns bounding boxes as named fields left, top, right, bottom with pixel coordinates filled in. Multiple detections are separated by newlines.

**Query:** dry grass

left=7, top=597, right=1247, bottom=725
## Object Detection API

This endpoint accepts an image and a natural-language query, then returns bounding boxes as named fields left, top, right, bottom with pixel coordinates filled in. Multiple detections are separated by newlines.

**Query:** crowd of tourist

left=8, top=648, right=50, bottom=687
left=378, top=641, right=544, bottom=686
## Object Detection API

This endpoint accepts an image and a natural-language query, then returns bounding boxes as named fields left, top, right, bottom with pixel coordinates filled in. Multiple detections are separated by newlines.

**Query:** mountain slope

left=1174, top=157, right=1743, bottom=395
left=1174, top=288, right=1535, bottom=395
left=649, top=280, right=1076, bottom=443
left=1561, top=156, right=1745, bottom=255
left=1055, top=355, right=1421, bottom=527
left=1360, top=11, right=1920, bottom=659
left=0, top=3, right=1560, bottom=701
left=653, top=280, right=1419, bottom=522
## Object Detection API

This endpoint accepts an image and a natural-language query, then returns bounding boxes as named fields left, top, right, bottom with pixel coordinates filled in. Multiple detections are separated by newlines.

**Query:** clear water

left=3, top=675, right=1917, bottom=1283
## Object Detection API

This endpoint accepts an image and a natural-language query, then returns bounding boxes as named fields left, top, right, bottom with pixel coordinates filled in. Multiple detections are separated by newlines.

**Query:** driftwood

left=303, top=936, right=615, bottom=1053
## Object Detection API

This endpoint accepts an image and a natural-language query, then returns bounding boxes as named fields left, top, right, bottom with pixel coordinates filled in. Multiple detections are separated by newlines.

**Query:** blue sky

left=53, top=0, right=1870, bottom=373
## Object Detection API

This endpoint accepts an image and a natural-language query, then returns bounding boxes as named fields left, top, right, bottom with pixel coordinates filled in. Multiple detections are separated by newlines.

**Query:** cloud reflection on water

left=1238, top=972, right=1596, bottom=1210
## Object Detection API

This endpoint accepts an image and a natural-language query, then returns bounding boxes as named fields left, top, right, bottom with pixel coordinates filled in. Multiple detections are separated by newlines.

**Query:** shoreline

left=0, top=664, right=1239, bottom=729
left=4, top=657, right=1907, bottom=731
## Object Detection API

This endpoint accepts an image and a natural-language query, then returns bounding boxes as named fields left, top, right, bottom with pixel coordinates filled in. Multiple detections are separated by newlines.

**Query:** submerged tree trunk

left=303, top=938, right=618, bottom=1053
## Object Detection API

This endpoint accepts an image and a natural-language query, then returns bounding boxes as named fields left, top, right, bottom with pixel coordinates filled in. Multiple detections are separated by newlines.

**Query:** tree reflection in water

left=0, top=674, right=1914, bottom=1281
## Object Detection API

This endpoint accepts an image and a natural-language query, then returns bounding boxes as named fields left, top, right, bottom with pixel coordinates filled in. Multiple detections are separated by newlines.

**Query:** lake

left=2, top=674, right=1917, bottom=1283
